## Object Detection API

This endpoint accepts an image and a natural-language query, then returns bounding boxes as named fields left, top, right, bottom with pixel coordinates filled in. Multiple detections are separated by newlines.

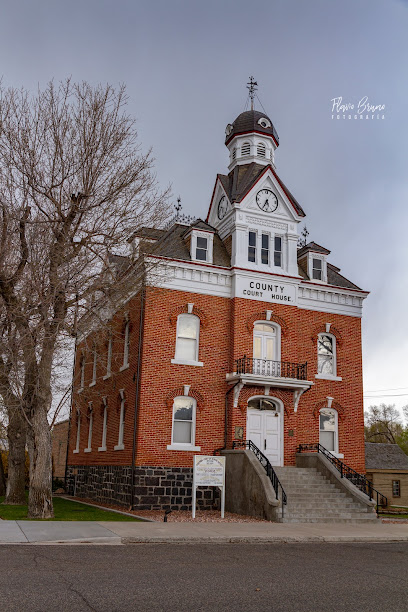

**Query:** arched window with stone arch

left=317, top=333, right=337, bottom=376
left=319, top=407, right=338, bottom=453
left=253, top=322, right=281, bottom=375
left=174, top=314, right=201, bottom=364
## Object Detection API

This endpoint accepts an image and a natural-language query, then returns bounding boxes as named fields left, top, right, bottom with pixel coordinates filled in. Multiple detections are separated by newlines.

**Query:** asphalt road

left=0, top=542, right=407, bottom=612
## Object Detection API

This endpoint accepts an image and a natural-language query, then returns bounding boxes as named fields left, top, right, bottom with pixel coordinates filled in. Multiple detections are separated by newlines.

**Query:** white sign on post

left=192, top=455, right=226, bottom=519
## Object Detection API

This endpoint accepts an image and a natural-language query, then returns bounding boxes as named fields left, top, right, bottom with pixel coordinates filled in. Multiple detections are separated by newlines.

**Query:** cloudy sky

left=1, top=0, right=407, bottom=416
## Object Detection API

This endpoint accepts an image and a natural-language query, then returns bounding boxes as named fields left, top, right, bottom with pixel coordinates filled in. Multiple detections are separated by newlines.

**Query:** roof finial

left=174, top=196, right=182, bottom=220
left=298, top=225, right=310, bottom=248
left=247, top=76, right=258, bottom=111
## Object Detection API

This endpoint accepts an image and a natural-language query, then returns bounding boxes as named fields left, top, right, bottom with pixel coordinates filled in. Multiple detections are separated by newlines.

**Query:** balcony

left=235, top=356, right=308, bottom=380
left=226, top=356, right=313, bottom=411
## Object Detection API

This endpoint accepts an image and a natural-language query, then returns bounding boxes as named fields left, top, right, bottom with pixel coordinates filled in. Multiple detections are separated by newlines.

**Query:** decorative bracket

left=293, top=388, right=307, bottom=413
left=233, top=382, right=244, bottom=408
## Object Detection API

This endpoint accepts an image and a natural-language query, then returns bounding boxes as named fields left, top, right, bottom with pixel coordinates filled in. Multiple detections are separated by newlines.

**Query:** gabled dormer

left=183, top=220, right=215, bottom=265
left=297, top=242, right=331, bottom=284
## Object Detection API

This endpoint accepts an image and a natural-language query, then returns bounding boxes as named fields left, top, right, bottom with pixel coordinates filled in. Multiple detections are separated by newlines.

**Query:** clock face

left=256, top=189, right=278, bottom=213
left=217, top=195, right=228, bottom=219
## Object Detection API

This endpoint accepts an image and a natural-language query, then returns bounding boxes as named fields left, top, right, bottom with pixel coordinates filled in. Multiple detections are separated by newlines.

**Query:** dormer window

left=196, top=237, right=208, bottom=261
left=189, top=230, right=214, bottom=264
left=257, top=143, right=266, bottom=158
left=258, top=117, right=272, bottom=129
left=312, top=258, right=322, bottom=280
left=241, top=142, right=250, bottom=156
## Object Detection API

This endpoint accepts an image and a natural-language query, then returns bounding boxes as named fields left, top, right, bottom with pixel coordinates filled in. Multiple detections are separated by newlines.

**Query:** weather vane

left=298, top=225, right=310, bottom=247
left=247, top=76, right=258, bottom=111
left=174, top=196, right=182, bottom=220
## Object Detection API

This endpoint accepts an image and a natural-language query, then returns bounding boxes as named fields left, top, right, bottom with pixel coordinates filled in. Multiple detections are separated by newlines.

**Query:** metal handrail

left=232, top=440, right=287, bottom=518
left=235, top=355, right=308, bottom=380
left=298, top=443, right=388, bottom=513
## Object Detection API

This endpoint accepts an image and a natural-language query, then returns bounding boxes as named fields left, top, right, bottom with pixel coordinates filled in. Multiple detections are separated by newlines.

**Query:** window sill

left=315, top=374, right=342, bottom=381
left=119, top=363, right=129, bottom=372
left=331, top=452, right=344, bottom=459
left=77, top=388, right=84, bottom=394
left=84, top=448, right=92, bottom=453
left=171, top=359, right=204, bottom=367
left=73, top=449, right=79, bottom=454
left=114, top=444, right=125, bottom=451
left=102, top=373, right=111, bottom=380
left=98, top=446, right=107, bottom=452
left=167, top=444, right=201, bottom=451
left=89, top=381, right=96, bottom=388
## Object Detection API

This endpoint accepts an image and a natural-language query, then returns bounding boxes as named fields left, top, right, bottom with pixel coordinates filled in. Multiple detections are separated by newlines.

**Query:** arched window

left=74, top=410, right=81, bottom=454
left=241, top=142, right=250, bottom=156
left=170, top=396, right=197, bottom=447
left=85, top=403, right=93, bottom=453
left=174, top=314, right=200, bottom=363
left=317, top=333, right=336, bottom=376
left=248, top=397, right=279, bottom=411
left=257, top=142, right=266, bottom=158
left=319, top=408, right=338, bottom=453
left=253, top=322, right=281, bottom=375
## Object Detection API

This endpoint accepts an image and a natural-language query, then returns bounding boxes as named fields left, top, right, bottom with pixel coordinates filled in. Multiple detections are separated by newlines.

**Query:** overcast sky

left=1, top=0, right=407, bottom=417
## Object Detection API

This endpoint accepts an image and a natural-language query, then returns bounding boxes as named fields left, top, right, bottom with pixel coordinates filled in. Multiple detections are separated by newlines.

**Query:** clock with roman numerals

left=256, top=188, right=278, bottom=213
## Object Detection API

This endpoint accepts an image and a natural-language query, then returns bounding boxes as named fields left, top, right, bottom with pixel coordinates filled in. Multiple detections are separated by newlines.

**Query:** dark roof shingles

left=365, top=443, right=408, bottom=470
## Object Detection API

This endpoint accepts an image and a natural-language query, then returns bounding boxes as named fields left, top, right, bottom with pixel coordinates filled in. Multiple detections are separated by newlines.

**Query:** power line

left=365, top=387, right=408, bottom=393
left=364, top=393, right=408, bottom=398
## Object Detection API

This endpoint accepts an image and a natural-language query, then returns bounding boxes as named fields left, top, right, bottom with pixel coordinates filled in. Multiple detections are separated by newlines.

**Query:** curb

left=121, top=535, right=408, bottom=544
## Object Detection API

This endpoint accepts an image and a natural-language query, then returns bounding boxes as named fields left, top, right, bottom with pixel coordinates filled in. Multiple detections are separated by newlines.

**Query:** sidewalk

left=1, top=519, right=408, bottom=544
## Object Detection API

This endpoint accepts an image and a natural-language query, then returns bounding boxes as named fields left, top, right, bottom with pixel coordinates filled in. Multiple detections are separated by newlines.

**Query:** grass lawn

left=0, top=495, right=142, bottom=521
left=380, top=513, right=408, bottom=519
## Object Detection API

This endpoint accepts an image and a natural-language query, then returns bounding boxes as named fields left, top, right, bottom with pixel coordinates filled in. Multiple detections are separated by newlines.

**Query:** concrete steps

left=274, top=466, right=378, bottom=524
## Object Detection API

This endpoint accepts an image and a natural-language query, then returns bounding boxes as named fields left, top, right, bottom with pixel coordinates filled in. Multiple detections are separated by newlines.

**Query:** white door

left=246, top=405, right=283, bottom=466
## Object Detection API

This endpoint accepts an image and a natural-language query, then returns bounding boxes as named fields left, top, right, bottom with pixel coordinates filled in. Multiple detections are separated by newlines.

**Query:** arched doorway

left=246, top=396, right=283, bottom=466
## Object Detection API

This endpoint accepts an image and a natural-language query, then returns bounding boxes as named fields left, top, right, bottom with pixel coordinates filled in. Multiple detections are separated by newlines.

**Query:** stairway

left=273, top=467, right=379, bottom=523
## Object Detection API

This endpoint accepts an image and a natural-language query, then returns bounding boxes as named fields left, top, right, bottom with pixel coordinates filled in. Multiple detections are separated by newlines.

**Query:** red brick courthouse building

left=67, top=99, right=370, bottom=515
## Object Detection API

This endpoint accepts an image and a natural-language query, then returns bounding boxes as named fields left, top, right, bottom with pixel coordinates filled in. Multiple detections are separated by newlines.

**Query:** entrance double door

left=246, top=404, right=283, bottom=466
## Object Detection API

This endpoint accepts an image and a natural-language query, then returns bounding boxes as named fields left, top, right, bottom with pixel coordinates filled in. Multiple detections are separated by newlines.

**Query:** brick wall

left=67, top=284, right=366, bottom=505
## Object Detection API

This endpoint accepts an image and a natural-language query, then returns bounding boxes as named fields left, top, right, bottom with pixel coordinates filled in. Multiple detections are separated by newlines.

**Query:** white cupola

left=225, top=109, right=279, bottom=172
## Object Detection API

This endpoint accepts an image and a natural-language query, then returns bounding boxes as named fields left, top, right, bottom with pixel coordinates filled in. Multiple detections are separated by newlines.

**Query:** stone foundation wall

left=66, top=464, right=218, bottom=511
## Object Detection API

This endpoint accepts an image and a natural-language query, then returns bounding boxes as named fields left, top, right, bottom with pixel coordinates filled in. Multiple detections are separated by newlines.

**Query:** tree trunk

left=0, top=450, right=6, bottom=497
left=5, top=407, right=26, bottom=504
left=27, top=405, right=53, bottom=519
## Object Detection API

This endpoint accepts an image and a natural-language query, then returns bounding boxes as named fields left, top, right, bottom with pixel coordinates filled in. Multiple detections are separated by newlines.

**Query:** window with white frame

left=170, top=396, right=196, bottom=447
left=312, top=258, right=322, bottom=280
left=257, top=142, right=266, bottom=158
left=317, top=334, right=336, bottom=376
left=85, top=404, right=93, bottom=452
left=114, top=391, right=125, bottom=450
left=122, top=319, right=130, bottom=368
left=392, top=480, right=401, bottom=497
left=196, top=236, right=208, bottom=261
left=79, top=353, right=85, bottom=391
left=90, top=345, right=97, bottom=386
left=274, top=236, right=282, bottom=267
left=105, top=334, right=112, bottom=378
left=319, top=408, right=338, bottom=453
left=241, top=142, right=250, bottom=156
left=261, top=234, right=269, bottom=265
left=248, top=231, right=257, bottom=262
left=174, top=314, right=200, bottom=363
left=98, top=398, right=108, bottom=452
left=74, top=410, right=81, bottom=453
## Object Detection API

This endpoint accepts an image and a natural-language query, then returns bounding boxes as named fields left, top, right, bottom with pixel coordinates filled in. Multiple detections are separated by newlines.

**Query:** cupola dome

left=225, top=110, right=279, bottom=147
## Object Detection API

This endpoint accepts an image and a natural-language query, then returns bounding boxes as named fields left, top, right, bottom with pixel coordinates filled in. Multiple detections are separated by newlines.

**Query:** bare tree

left=0, top=79, right=170, bottom=517
left=364, top=404, right=404, bottom=444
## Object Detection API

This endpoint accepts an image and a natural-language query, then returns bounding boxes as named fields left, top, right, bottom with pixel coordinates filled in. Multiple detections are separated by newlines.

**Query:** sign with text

left=192, top=455, right=226, bottom=519
left=235, top=277, right=297, bottom=305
